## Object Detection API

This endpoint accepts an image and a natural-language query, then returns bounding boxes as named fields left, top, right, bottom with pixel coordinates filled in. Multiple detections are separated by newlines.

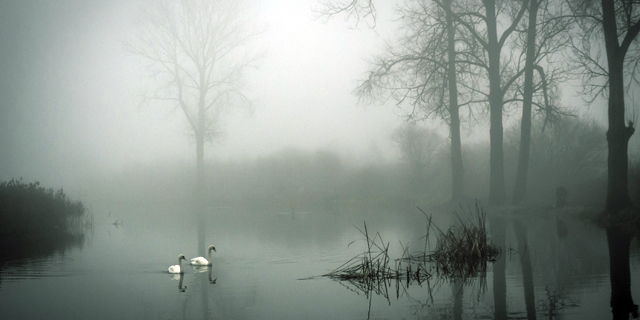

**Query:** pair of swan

left=168, top=245, right=216, bottom=274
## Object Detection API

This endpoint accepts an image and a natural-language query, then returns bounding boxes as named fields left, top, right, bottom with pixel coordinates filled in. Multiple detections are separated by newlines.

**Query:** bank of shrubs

left=503, top=117, right=608, bottom=206
left=92, top=116, right=612, bottom=211
left=627, top=155, right=640, bottom=205
left=207, top=115, right=609, bottom=210
left=0, top=178, right=86, bottom=238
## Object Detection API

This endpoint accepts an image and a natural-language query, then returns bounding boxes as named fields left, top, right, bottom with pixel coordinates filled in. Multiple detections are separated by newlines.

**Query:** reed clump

left=426, top=205, right=500, bottom=278
left=324, top=222, right=398, bottom=281
left=324, top=203, right=499, bottom=295
left=0, top=178, right=91, bottom=250
left=323, top=222, right=430, bottom=300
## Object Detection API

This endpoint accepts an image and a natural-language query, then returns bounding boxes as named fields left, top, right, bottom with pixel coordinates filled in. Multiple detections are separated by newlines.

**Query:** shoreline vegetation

left=0, top=178, right=92, bottom=260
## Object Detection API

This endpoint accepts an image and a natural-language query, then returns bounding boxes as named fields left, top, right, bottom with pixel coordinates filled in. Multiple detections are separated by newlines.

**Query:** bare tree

left=129, top=0, right=261, bottom=255
left=567, top=0, right=640, bottom=214
left=600, top=0, right=640, bottom=216
left=392, top=123, right=444, bottom=176
left=316, top=0, right=377, bottom=27
left=392, top=123, right=445, bottom=198
left=319, top=0, right=477, bottom=204
left=321, top=0, right=580, bottom=207
left=512, top=0, right=543, bottom=206
left=511, top=0, right=573, bottom=204
left=439, top=0, right=530, bottom=205
left=129, top=0, right=260, bottom=201
left=567, top=2, right=640, bottom=316
left=530, top=118, right=606, bottom=188
left=443, top=0, right=466, bottom=203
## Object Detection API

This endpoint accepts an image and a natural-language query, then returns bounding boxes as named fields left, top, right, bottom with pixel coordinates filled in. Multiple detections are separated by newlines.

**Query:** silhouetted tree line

left=318, top=0, right=640, bottom=216
left=90, top=117, right=607, bottom=211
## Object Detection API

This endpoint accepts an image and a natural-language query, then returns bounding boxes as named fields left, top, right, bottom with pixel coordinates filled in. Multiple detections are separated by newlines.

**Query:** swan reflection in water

left=169, top=273, right=188, bottom=292
left=178, top=274, right=187, bottom=292
left=208, top=267, right=217, bottom=285
left=191, top=265, right=209, bottom=273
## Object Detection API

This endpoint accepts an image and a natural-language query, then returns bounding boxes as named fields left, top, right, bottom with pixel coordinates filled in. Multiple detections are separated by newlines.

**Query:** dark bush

left=0, top=178, right=85, bottom=238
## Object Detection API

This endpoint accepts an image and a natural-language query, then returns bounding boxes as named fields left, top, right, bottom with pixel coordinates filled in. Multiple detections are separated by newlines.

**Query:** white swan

left=168, top=254, right=187, bottom=274
left=190, top=245, right=216, bottom=266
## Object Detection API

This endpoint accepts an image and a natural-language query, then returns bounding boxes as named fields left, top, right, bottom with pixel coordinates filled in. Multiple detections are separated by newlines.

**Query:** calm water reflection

left=0, top=205, right=639, bottom=319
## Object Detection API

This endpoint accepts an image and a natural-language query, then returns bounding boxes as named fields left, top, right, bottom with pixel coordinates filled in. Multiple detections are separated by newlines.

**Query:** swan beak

left=212, top=247, right=217, bottom=252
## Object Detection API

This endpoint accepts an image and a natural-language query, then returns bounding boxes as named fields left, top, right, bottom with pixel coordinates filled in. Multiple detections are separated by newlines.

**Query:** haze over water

left=1, top=0, right=640, bottom=319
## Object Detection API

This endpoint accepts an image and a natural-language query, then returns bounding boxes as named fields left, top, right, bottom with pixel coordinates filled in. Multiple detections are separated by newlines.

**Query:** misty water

left=1, top=205, right=639, bottom=320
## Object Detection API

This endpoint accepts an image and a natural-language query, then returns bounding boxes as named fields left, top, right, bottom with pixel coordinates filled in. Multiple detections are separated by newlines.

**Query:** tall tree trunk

left=512, top=0, right=539, bottom=205
left=605, top=59, right=634, bottom=214
left=600, top=1, right=637, bottom=314
left=444, top=0, right=464, bottom=204
left=601, top=0, right=634, bottom=214
left=605, top=59, right=633, bottom=213
left=196, top=133, right=205, bottom=199
left=600, top=2, right=639, bottom=317
left=486, top=0, right=506, bottom=206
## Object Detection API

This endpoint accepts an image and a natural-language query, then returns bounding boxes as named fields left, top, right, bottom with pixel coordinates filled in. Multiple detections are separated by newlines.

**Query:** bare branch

left=129, top=0, right=261, bottom=146
left=315, top=0, right=377, bottom=28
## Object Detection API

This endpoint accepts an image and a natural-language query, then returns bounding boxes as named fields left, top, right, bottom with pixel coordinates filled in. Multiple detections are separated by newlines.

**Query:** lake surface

left=1, top=204, right=639, bottom=319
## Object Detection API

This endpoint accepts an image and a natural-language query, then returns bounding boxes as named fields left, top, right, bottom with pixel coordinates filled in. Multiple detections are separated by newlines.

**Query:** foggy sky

left=0, top=0, right=624, bottom=194
left=0, top=0, right=405, bottom=186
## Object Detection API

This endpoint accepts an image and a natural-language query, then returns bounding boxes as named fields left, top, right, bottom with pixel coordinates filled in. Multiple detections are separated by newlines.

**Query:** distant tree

left=533, top=119, right=606, bottom=185
left=129, top=0, right=260, bottom=203
left=505, top=117, right=607, bottom=204
left=392, top=123, right=444, bottom=192
left=129, top=0, right=260, bottom=256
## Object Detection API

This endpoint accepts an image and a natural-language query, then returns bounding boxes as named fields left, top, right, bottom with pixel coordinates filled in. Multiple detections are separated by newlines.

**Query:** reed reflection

left=489, top=215, right=507, bottom=320
left=514, top=220, right=536, bottom=320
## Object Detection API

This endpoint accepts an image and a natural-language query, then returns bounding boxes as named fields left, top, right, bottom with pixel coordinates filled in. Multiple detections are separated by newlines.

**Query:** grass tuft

left=424, top=203, right=500, bottom=278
